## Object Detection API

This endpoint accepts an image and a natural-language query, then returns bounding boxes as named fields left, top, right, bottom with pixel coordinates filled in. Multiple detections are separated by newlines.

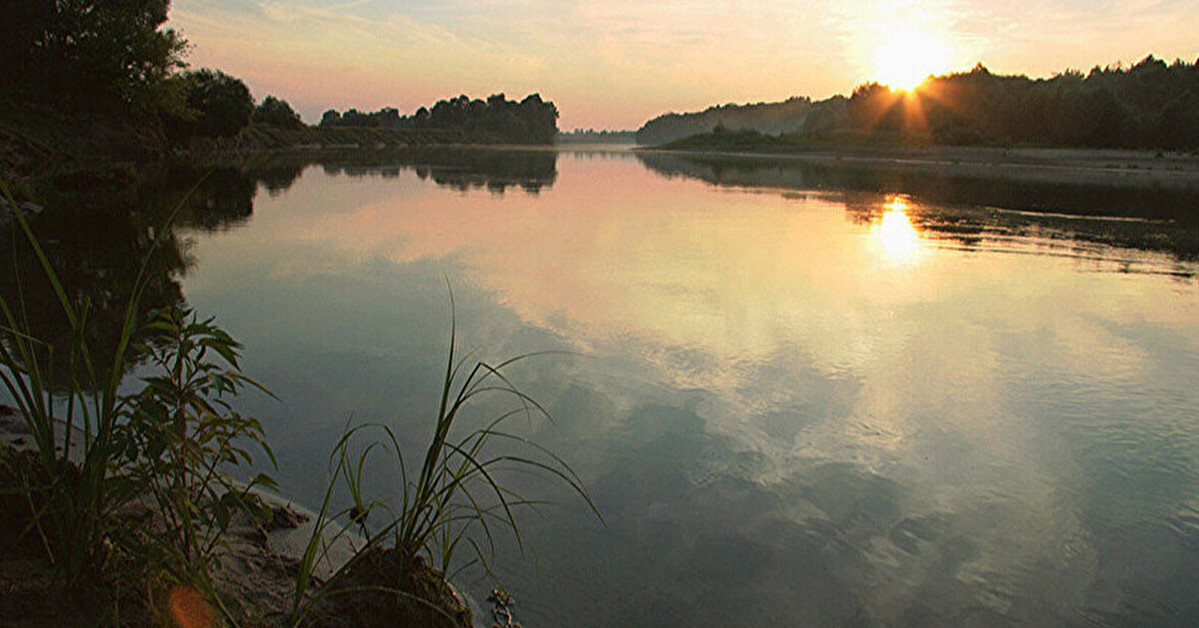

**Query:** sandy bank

left=638, top=144, right=1199, bottom=188
left=0, top=405, right=483, bottom=626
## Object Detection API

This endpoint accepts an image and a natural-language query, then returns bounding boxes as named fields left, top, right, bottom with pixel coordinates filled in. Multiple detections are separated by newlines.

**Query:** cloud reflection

left=178, top=150, right=1199, bottom=625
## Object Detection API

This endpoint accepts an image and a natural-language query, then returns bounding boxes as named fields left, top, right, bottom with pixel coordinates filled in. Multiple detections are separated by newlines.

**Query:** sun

left=873, top=30, right=950, bottom=91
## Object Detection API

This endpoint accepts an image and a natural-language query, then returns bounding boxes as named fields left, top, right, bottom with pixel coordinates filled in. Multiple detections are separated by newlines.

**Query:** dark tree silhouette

left=636, top=97, right=845, bottom=145
left=0, top=0, right=187, bottom=109
left=844, top=57, right=1199, bottom=149
left=180, top=69, right=254, bottom=137
left=637, top=55, right=1199, bottom=150
left=319, top=93, right=559, bottom=144
left=253, top=95, right=305, bottom=128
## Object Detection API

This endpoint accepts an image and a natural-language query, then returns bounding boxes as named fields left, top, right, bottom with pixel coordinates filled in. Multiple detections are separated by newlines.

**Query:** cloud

left=171, top=0, right=1199, bottom=128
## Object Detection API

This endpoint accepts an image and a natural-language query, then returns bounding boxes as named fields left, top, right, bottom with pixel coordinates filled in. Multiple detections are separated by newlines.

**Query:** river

left=10, top=145, right=1199, bottom=625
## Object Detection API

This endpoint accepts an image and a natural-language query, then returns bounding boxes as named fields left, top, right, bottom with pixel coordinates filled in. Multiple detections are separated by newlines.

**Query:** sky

left=170, top=0, right=1199, bottom=130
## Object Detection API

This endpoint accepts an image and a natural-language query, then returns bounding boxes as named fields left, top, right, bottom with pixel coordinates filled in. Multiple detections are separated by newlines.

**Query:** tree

left=183, top=69, right=253, bottom=137
left=0, top=0, right=187, bottom=108
left=320, top=109, right=342, bottom=127
left=317, top=94, right=559, bottom=143
left=253, top=95, right=304, bottom=128
left=1153, top=91, right=1199, bottom=149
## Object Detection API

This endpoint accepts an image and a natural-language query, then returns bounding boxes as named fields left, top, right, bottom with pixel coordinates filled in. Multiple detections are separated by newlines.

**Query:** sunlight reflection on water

left=875, top=195, right=922, bottom=262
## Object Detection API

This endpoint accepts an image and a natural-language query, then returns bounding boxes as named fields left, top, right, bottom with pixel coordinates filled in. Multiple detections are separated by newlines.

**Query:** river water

left=17, top=146, right=1199, bottom=625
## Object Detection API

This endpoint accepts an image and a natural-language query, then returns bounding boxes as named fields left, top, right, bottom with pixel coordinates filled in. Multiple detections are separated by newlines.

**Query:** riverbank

left=0, top=406, right=476, bottom=626
left=0, top=101, right=450, bottom=183
left=639, top=140, right=1199, bottom=189
left=0, top=405, right=318, bottom=624
left=177, top=125, right=463, bottom=160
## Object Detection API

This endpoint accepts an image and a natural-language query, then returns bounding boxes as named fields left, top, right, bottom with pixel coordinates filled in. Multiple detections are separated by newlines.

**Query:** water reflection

left=875, top=195, right=922, bottom=262
left=0, top=165, right=218, bottom=388
left=0, top=149, right=562, bottom=388
left=200, top=150, right=1191, bottom=625
left=637, top=151, right=1199, bottom=261
left=317, top=148, right=558, bottom=195
left=10, top=148, right=1199, bottom=625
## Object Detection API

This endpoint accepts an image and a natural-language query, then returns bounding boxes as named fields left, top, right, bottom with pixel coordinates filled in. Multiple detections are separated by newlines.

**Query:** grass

left=289, top=296, right=599, bottom=626
left=0, top=181, right=277, bottom=621
left=0, top=181, right=169, bottom=588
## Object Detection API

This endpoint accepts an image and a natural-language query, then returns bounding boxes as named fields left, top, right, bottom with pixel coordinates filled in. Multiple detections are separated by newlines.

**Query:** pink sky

left=171, top=0, right=1199, bottom=130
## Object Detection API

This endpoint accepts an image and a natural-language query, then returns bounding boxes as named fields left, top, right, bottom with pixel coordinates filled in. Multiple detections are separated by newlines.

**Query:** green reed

left=0, top=182, right=169, bottom=585
left=0, top=182, right=275, bottom=622
left=289, top=295, right=599, bottom=626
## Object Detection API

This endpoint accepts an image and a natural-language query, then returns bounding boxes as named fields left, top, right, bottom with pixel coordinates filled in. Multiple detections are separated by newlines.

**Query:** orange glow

left=873, top=30, right=950, bottom=91
left=876, top=196, right=921, bottom=260
left=169, top=585, right=215, bottom=628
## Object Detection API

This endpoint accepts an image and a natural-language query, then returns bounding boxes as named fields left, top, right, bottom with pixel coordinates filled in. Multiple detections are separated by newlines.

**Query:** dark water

left=8, top=147, right=1199, bottom=625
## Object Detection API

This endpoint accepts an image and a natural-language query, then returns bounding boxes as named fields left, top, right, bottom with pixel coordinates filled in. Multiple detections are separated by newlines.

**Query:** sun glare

left=874, top=30, right=950, bottom=91
left=875, top=196, right=921, bottom=261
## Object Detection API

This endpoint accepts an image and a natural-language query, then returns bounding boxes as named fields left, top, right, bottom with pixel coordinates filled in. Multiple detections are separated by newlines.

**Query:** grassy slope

left=0, top=97, right=455, bottom=182
left=0, top=99, right=165, bottom=182
left=658, top=128, right=794, bottom=151
left=184, top=125, right=461, bottom=156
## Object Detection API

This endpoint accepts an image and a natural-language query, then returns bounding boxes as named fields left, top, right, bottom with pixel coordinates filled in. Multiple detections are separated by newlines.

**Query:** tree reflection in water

left=1, top=149, right=561, bottom=388
left=637, top=152, right=1199, bottom=264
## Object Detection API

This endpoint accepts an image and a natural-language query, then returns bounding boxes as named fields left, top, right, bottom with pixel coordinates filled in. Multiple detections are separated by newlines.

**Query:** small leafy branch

left=117, top=307, right=278, bottom=589
left=488, top=586, right=522, bottom=628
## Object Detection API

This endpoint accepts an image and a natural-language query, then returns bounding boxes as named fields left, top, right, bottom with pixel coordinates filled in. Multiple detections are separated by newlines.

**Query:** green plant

left=0, top=182, right=274, bottom=623
left=0, top=182, right=169, bottom=586
left=117, top=307, right=277, bottom=604
left=289, top=304, right=599, bottom=626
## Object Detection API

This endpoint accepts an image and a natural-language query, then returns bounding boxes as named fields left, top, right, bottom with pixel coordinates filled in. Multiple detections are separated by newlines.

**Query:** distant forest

left=556, top=129, right=637, bottom=144
left=636, top=97, right=846, bottom=146
left=637, top=55, right=1199, bottom=150
left=320, top=94, right=559, bottom=144
left=846, top=57, right=1199, bottom=149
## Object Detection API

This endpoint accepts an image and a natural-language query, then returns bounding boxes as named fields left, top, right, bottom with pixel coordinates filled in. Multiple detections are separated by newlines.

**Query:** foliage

left=639, top=54, right=1199, bottom=150
left=635, top=96, right=840, bottom=146
left=844, top=57, right=1199, bottom=149
left=254, top=96, right=306, bottom=129
left=0, top=0, right=188, bottom=112
left=661, top=126, right=791, bottom=151
left=117, top=307, right=277, bottom=592
left=488, top=586, right=522, bottom=628
left=174, top=69, right=256, bottom=138
left=320, top=93, right=559, bottom=144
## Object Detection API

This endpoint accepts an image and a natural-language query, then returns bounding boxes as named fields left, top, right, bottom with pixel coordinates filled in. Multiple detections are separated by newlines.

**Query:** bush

left=176, top=69, right=255, bottom=138
left=254, top=96, right=306, bottom=129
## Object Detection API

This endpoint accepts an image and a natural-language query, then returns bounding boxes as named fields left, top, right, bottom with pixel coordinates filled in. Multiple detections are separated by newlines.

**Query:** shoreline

left=0, top=406, right=483, bottom=626
left=635, top=144, right=1199, bottom=189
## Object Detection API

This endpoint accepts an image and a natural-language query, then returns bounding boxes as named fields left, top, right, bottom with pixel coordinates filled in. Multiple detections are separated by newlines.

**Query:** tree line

left=635, top=97, right=841, bottom=146
left=319, top=93, right=559, bottom=144
left=844, top=57, right=1199, bottom=149
left=557, top=129, right=637, bottom=144
left=1, top=0, right=308, bottom=148
left=637, top=55, right=1199, bottom=150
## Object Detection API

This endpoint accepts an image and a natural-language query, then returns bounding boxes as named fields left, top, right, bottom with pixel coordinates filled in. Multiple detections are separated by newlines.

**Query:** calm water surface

left=160, top=148, right=1199, bottom=624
